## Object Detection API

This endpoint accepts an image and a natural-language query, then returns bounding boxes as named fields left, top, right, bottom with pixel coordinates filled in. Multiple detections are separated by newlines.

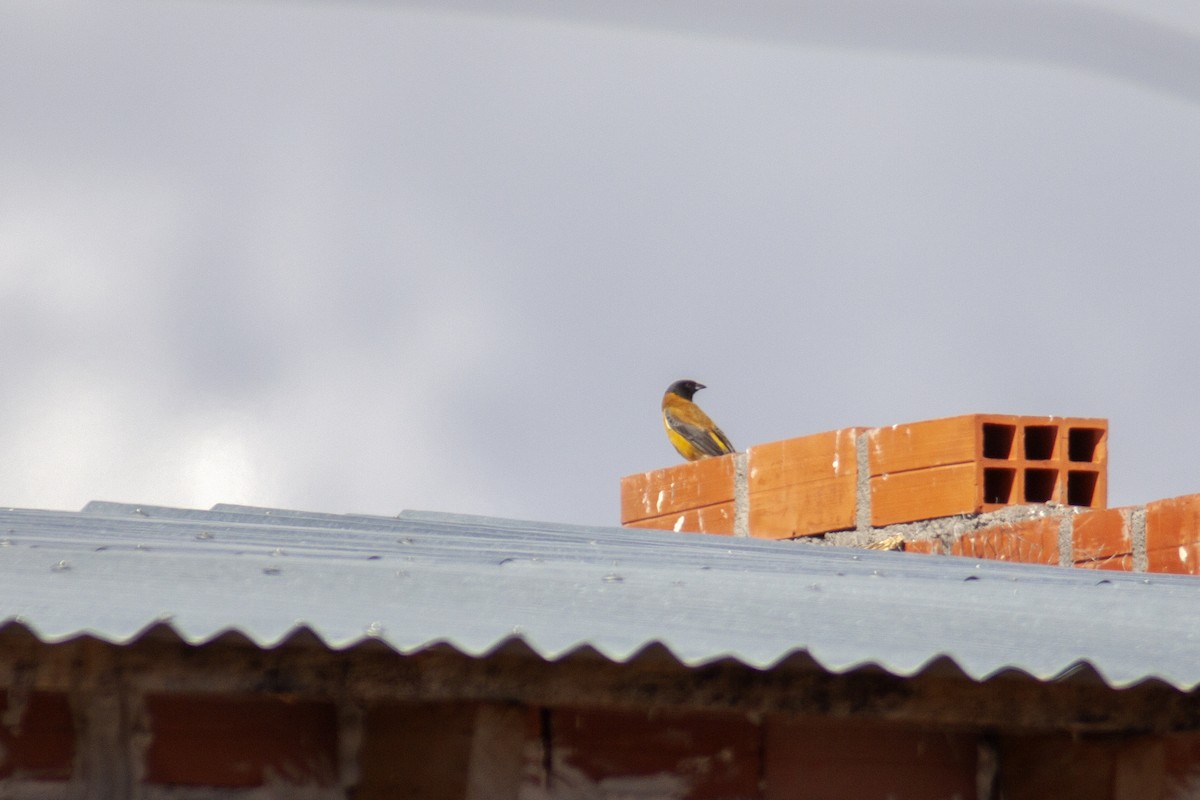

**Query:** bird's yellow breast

left=664, top=418, right=703, bottom=461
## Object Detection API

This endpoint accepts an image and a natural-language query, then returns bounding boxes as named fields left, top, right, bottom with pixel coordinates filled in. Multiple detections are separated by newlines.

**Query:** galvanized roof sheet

left=0, top=501, right=1197, bottom=690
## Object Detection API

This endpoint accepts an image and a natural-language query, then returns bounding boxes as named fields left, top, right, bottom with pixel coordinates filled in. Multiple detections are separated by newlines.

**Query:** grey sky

left=2, top=1, right=1198, bottom=525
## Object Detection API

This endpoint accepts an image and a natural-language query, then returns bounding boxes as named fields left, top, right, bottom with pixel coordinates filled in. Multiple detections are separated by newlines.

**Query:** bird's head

left=666, top=379, right=705, bottom=401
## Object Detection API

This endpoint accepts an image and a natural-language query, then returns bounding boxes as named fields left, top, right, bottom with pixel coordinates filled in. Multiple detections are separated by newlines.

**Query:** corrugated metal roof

left=0, top=501, right=1197, bottom=690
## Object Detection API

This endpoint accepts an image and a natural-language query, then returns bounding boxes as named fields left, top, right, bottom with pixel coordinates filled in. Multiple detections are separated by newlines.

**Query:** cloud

left=1, top=0, right=1199, bottom=525
left=392, top=0, right=1200, bottom=104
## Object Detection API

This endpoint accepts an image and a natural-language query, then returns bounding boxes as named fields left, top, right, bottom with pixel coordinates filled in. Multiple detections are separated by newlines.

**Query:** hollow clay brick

left=623, top=502, right=736, bottom=536
left=950, top=517, right=1060, bottom=565
left=746, top=429, right=860, bottom=538
left=747, top=429, right=860, bottom=492
left=620, top=455, right=736, bottom=525
left=1145, top=494, right=1200, bottom=553
left=870, top=463, right=980, bottom=527
left=1146, top=544, right=1200, bottom=575
left=1074, top=555, right=1134, bottom=571
left=868, top=415, right=1017, bottom=475
left=868, top=415, right=1108, bottom=526
left=748, top=479, right=856, bottom=539
left=1072, top=508, right=1131, bottom=563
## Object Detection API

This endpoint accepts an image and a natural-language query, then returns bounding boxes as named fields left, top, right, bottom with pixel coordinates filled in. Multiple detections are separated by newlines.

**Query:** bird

left=662, top=379, right=735, bottom=461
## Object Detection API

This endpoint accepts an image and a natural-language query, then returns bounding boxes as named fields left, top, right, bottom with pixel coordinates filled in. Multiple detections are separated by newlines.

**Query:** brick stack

left=620, top=413, right=1200, bottom=576
left=621, top=413, right=1107, bottom=540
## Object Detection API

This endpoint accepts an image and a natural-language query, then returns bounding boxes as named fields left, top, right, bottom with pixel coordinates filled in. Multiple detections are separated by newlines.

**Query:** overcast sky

left=2, top=0, right=1199, bottom=525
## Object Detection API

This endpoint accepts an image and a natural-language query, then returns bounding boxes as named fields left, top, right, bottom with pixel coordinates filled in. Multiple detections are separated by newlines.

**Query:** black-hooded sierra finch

left=661, top=380, right=735, bottom=461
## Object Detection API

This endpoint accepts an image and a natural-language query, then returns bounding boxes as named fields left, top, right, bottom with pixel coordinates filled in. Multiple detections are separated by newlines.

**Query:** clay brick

left=1113, top=739, right=1166, bottom=800
left=865, top=414, right=1098, bottom=474
left=0, top=691, right=74, bottom=780
left=868, top=414, right=1019, bottom=474
left=1146, top=544, right=1200, bottom=575
left=997, top=734, right=1133, bottom=800
left=950, top=517, right=1060, bottom=565
left=867, top=415, right=1107, bottom=526
left=1072, top=508, right=1131, bottom=562
left=357, top=701, right=475, bottom=799
left=749, top=478, right=855, bottom=539
left=622, top=502, right=735, bottom=536
left=552, top=707, right=760, bottom=800
left=871, top=464, right=1103, bottom=527
left=747, top=429, right=860, bottom=492
left=746, top=429, right=860, bottom=538
left=1145, top=494, right=1200, bottom=552
left=870, top=463, right=982, bottom=527
left=357, top=702, right=539, bottom=800
left=765, top=717, right=977, bottom=799
left=902, top=540, right=942, bottom=555
left=620, top=455, right=735, bottom=525
left=1164, top=731, right=1200, bottom=793
left=144, top=694, right=337, bottom=787
left=1075, top=555, right=1134, bottom=571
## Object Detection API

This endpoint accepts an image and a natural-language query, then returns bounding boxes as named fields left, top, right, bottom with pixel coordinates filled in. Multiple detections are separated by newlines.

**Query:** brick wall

left=622, top=414, right=1108, bottom=540
left=0, top=690, right=982, bottom=797
left=11, top=691, right=1192, bottom=799
left=5, top=642, right=1200, bottom=798
left=622, top=412, right=1200, bottom=577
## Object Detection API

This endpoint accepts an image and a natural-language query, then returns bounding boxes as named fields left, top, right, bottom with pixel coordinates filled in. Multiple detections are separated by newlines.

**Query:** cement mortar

left=790, top=503, right=1082, bottom=551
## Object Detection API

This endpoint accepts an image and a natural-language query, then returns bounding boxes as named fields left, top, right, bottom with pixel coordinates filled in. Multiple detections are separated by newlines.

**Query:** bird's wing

left=664, top=407, right=735, bottom=457
left=708, top=424, right=735, bottom=455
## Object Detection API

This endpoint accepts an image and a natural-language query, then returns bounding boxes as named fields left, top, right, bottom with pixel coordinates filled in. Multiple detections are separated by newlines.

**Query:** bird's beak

left=695, top=383, right=706, bottom=390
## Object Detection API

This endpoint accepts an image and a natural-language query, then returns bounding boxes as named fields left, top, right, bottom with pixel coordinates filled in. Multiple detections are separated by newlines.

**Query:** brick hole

left=1068, top=428, right=1104, bottom=463
left=983, top=468, right=1016, bottom=503
left=1024, top=469, right=1058, bottom=503
left=1067, top=471, right=1099, bottom=506
left=982, top=424, right=1016, bottom=459
left=1023, top=426, right=1058, bottom=460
